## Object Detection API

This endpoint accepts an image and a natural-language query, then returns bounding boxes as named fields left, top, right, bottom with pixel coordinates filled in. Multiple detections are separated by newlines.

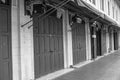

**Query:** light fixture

left=25, top=0, right=48, bottom=17
left=91, top=21, right=97, bottom=27
left=72, top=14, right=82, bottom=23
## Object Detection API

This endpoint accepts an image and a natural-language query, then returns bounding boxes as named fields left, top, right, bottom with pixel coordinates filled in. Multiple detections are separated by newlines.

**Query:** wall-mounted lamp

left=25, top=0, right=48, bottom=17
left=76, top=17, right=82, bottom=23
left=0, top=0, right=9, bottom=5
left=70, top=14, right=83, bottom=26
left=91, top=21, right=97, bottom=27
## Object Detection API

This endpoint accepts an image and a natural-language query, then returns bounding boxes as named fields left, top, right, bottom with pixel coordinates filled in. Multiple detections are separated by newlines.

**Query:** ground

left=54, top=50, right=120, bottom=80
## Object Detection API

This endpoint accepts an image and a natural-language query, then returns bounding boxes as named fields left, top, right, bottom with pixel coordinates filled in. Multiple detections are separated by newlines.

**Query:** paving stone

left=54, top=50, right=120, bottom=80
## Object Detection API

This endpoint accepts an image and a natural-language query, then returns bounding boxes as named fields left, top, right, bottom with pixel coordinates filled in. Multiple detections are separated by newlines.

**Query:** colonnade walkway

left=54, top=50, right=120, bottom=80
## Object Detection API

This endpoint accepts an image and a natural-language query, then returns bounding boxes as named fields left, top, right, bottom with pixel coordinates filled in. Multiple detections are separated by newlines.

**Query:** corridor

left=54, top=50, right=120, bottom=80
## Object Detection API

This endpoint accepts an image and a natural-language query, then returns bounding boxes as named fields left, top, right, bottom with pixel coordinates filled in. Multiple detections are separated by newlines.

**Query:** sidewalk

left=54, top=50, right=120, bottom=80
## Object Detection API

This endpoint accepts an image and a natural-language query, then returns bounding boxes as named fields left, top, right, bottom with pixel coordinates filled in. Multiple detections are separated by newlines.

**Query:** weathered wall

left=12, top=0, right=35, bottom=80
left=19, top=0, right=34, bottom=80
left=118, top=31, right=120, bottom=49
left=12, top=0, right=21, bottom=80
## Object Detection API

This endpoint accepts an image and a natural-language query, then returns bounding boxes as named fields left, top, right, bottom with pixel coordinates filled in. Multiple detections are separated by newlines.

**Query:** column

left=19, top=0, right=35, bottom=80
left=12, top=0, right=21, bottom=80
left=85, top=18, right=92, bottom=60
left=63, top=10, right=73, bottom=68
left=106, top=26, right=110, bottom=53
left=111, top=29, right=114, bottom=51
left=118, top=31, right=120, bottom=49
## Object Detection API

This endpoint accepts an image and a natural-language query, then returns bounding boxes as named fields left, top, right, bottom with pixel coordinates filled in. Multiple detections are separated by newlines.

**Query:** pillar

left=111, top=30, right=114, bottom=51
left=85, top=18, right=92, bottom=60
left=19, top=0, right=35, bottom=80
left=106, top=25, right=110, bottom=53
left=63, top=10, right=73, bottom=68
left=12, top=0, right=21, bottom=80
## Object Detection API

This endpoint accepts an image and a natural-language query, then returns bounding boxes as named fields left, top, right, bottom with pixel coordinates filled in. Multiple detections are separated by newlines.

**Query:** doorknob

left=49, top=50, right=54, bottom=53
left=79, top=47, right=82, bottom=49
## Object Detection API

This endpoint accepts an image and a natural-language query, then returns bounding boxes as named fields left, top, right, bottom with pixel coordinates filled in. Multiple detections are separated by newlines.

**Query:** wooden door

left=90, top=26, right=97, bottom=59
left=0, top=3, right=12, bottom=80
left=96, top=29, right=102, bottom=56
left=33, top=15, right=64, bottom=78
left=114, top=31, right=118, bottom=50
left=72, top=23, right=86, bottom=65
left=101, top=29, right=107, bottom=54
left=109, top=31, right=112, bottom=51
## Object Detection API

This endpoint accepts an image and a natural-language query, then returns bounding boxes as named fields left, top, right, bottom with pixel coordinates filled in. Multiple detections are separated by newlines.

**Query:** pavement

left=54, top=50, right=120, bottom=80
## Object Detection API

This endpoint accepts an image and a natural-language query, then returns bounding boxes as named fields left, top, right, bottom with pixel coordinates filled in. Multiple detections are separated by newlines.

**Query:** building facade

left=0, top=0, right=120, bottom=80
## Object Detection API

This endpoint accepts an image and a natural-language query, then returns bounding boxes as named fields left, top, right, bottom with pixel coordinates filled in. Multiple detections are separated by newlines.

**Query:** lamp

left=70, top=14, right=83, bottom=25
left=91, top=21, right=97, bottom=27
left=24, top=0, right=48, bottom=17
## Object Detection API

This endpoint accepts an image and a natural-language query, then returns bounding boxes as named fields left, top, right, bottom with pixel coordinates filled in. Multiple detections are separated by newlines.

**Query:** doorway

left=33, top=13, right=64, bottom=78
left=72, top=22, right=86, bottom=65
left=114, top=31, right=118, bottom=50
left=0, top=1, right=12, bottom=80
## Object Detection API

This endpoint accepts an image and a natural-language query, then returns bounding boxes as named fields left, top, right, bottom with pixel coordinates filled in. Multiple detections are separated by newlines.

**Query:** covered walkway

left=54, top=50, right=120, bottom=80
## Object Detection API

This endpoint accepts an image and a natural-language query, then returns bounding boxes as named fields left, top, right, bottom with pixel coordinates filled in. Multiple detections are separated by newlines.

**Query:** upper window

left=92, top=0, right=95, bottom=5
left=108, top=1, right=110, bottom=15
left=100, top=0, right=104, bottom=11
left=89, top=0, right=91, bottom=2
left=112, top=6, right=115, bottom=18
left=89, top=0, right=96, bottom=5
left=0, top=0, right=10, bottom=5
left=116, top=10, right=118, bottom=21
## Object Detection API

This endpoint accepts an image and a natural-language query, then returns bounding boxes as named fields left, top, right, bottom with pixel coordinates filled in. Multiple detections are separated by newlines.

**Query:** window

left=93, top=0, right=95, bottom=5
left=108, top=1, right=110, bottom=15
left=89, top=0, right=96, bottom=5
left=100, top=0, right=104, bottom=11
left=116, top=10, right=118, bottom=21
left=112, top=6, right=114, bottom=18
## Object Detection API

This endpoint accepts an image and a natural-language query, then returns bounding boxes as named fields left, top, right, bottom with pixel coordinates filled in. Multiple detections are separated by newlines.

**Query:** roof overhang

left=73, top=0, right=120, bottom=28
left=27, top=0, right=120, bottom=28
left=51, top=0, right=118, bottom=26
left=49, top=0, right=104, bottom=19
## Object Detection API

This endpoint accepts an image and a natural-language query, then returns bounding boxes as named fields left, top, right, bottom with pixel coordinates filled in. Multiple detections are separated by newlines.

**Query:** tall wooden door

left=109, top=31, right=112, bottom=51
left=101, top=29, right=107, bottom=54
left=33, top=15, right=64, bottom=78
left=72, top=23, right=86, bottom=65
left=96, top=29, right=102, bottom=56
left=90, top=26, right=97, bottom=59
left=0, top=2, right=12, bottom=80
left=114, top=31, right=118, bottom=50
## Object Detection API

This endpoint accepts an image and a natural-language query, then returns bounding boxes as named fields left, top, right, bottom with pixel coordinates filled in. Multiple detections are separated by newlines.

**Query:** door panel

left=72, top=23, right=86, bottom=65
left=0, top=4, right=12, bottom=80
left=34, top=16, right=64, bottom=78
left=96, top=29, right=102, bottom=56
left=101, top=30, right=107, bottom=54
left=114, top=32, right=118, bottom=50
left=109, top=32, right=112, bottom=51
left=90, top=27, right=97, bottom=59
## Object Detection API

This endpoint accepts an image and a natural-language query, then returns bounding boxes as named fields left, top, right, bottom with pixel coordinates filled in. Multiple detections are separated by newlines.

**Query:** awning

left=104, top=15, right=117, bottom=26
left=47, top=0, right=120, bottom=27
left=49, top=0, right=104, bottom=19
left=75, top=0, right=104, bottom=18
left=74, top=0, right=120, bottom=27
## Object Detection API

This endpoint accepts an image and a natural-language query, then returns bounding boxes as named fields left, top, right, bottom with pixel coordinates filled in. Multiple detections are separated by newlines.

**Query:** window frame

left=100, top=0, right=104, bottom=11
left=89, top=0, right=96, bottom=5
